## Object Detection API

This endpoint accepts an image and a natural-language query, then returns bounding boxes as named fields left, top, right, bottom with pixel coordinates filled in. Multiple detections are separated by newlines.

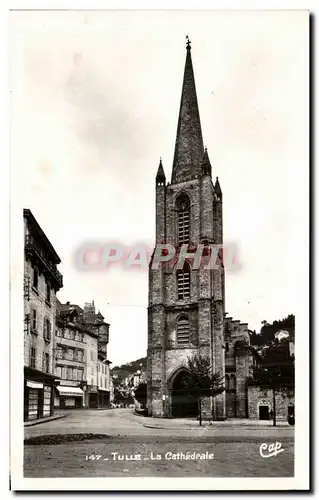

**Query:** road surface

left=24, top=409, right=294, bottom=478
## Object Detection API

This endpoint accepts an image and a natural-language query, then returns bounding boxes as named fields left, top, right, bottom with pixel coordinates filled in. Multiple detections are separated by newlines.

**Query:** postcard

left=9, top=7, right=309, bottom=491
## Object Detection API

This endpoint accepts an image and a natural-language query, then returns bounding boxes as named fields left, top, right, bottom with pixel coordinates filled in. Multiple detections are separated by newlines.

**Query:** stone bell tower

left=147, top=39, right=226, bottom=420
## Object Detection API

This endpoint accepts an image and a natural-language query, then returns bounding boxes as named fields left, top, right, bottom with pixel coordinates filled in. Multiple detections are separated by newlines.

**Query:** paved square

left=24, top=409, right=294, bottom=478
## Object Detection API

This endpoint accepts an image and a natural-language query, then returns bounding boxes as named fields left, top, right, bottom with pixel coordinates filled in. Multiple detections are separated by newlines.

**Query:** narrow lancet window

left=176, top=193, right=190, bottom=245
left=177, top=261, right=191, bottom=300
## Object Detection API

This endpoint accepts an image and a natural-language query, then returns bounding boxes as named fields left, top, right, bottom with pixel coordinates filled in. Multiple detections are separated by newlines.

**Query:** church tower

left=147, top=40, right=226, bottom=420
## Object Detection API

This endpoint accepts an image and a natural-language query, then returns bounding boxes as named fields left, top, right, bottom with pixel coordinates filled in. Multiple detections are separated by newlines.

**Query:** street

left=24, top=409, right=294, bottom=478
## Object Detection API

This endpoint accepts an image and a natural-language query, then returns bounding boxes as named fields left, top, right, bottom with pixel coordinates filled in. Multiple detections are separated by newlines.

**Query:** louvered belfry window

left=177, top=315, right=190, bottom=346
left=177, top=261, right=191, bottom=300
left=176, top=193, right=190, bottom=245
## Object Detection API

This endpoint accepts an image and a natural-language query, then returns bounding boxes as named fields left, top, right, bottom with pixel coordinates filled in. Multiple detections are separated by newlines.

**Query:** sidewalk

left=24, top=412, right=66, bottom=427
left=142, top=417, right=291, bottom=429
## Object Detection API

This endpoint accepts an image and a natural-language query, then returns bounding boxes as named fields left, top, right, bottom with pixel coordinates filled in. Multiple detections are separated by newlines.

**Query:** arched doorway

left=259, top=405, right=269, bottom=420
left=258, top=398, right=271, bottom=420
left=171, top=369, right=198, bottom=418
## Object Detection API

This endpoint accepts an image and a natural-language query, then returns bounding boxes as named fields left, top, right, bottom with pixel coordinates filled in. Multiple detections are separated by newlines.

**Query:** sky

left=10, top=10, right=309, bottom=366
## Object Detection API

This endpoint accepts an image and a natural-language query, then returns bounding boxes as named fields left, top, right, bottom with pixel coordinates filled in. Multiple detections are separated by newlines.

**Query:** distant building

left=97, top=355, right=112, bottom=407
left=83, top=318, right=99, bottom=408
left=24, top=209, right=63, bottom=422
left=127, top=370, right=147, bottom=391
left=53, top=301, right=112, bottom=409
left=83, top=302, right=110, bottom=360
left=82, top=301, right=111, bottom=408
left=275, top=330, right=290, bottom=342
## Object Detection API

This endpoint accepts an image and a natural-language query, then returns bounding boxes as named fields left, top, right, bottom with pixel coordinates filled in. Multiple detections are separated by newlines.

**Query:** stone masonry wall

left=248, top=386, right=294, bottom=421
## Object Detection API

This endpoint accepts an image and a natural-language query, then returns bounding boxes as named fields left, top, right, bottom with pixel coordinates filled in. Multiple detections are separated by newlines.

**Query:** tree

left=182, top=354, right=225, bottom=426
left=252, top=343, right=294, bottom=426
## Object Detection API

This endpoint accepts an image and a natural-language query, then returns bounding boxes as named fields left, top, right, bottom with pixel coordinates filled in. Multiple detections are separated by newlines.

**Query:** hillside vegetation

left=111, top=356, right=147, bottom=383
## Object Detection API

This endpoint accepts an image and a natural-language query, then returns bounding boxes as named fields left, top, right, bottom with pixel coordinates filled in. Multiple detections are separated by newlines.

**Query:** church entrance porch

left=170, top=369, right=198, bottom=418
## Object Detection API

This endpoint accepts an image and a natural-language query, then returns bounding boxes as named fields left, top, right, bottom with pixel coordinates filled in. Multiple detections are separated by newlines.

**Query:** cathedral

left=147, top=40, right=253, bottom=420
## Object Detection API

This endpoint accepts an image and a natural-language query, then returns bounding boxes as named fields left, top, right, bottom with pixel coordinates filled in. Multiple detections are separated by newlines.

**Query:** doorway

left=171, top=370, right=198, bottom=418
left=259, top=405, right=270, bottom=420
left=89, top=393, right=98, bottom=408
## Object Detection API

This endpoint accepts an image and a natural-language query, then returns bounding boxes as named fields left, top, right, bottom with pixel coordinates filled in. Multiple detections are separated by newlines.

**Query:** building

left=97, top=355, right=111, bottom=408
left=23, top=209, right=63, bottom=422
left=127, top=370, right=147, bottom=391
left=82, top=301, right=111, bottom=408
left=83, top=302, right=110, bottom=359
left=247, top=386, right=294, bottom=421
left=147, top=41, right=256, bottom=420
left=247, top=334, right=295, bottom=421
left=78, top=304, right=99, bottom=408
left=53, top=303, right=91, bottom=409
left=274, top=330, right=290, bottom=342
left=53, top=301, right=111, bottom=409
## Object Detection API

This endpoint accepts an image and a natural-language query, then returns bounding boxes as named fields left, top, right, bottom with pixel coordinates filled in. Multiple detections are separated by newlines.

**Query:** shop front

left=88, top=385, right=98, bottom=408
left=24, top=367, right=56, bottom=422
left=55, top=385, right=84, bottom=409
left=98, top=390, right=110, bottom=408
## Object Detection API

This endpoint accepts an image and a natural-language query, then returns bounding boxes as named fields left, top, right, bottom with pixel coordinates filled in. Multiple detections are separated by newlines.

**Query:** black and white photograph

left=9, top=7, right=309, bottom=491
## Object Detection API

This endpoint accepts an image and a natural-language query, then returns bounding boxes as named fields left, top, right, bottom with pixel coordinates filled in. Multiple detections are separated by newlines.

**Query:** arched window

left=176, top=193, right=190, bottom=245
left=176, top=261, right=191, bottom=300
left=176, top=315, right=190, bottom=346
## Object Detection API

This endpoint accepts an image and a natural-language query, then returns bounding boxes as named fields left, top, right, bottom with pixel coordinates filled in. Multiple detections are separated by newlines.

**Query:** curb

left=143, top=424, right=197, bottom=430
left=143, top=423, right=291, bottom=430
left=24, top=414, right=66, bottom=428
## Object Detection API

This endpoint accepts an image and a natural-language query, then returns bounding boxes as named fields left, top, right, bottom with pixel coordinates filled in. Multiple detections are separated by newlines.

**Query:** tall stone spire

left=171, top=38, right=204, bottom=184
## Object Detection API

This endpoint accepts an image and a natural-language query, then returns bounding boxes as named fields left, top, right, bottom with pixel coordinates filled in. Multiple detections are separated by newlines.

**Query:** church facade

left=147, top=40, right=252, bottom=420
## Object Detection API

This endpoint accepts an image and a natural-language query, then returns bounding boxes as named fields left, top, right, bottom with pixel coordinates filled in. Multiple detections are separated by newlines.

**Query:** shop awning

left=57, top=386, right=83, bottom=396
left=26, top=380, right=43, bottom=389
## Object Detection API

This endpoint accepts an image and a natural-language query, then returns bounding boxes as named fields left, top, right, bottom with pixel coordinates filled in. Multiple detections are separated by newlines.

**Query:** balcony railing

left=25, top=235, right=63, bottom=288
